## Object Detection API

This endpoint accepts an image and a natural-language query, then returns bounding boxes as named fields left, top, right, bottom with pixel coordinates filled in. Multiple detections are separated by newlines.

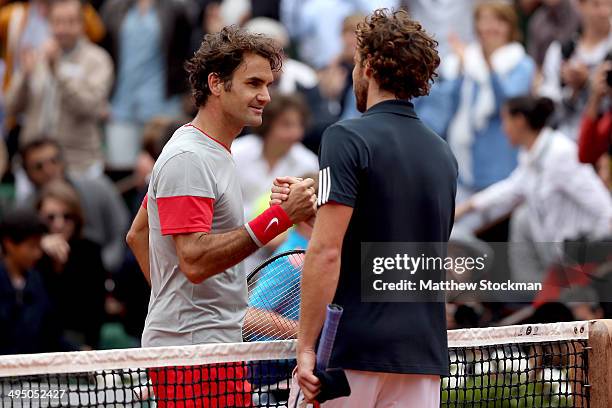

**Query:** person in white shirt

left=243, top=17, right=318, bottom=95
left=456, top=95, right=612, bottom=283
left=233, top=92, right=319, bottom=218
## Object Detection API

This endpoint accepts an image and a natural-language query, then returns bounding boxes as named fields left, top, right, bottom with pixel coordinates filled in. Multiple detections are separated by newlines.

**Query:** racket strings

left=244, top=252, right=305, bottom=341
left=249, top=273, right=301, bottom=315
left=245, top=288, right=301, bottom=339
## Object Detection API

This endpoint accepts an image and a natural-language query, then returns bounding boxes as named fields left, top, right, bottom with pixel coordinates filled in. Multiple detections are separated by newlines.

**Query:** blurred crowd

left=0, top=0, right=611, bottom=354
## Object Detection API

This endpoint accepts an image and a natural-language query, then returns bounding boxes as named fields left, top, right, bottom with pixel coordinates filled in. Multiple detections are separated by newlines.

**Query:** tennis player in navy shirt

left=275, top=9, right=458, bottom=407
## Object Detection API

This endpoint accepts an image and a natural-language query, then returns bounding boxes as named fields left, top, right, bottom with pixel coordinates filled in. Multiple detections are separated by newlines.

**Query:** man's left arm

left=294, top=121, right=365, bottom=401
left=126, top=201, right=150, bottom=285
left=296, top=202, right=353, bottom=401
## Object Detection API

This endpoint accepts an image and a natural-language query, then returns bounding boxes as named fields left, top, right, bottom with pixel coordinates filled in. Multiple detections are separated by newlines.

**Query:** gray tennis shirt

left=141, top=124, right=248, bottom=347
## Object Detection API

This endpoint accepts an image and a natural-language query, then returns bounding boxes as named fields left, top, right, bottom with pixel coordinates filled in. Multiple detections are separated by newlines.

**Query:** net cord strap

left=447, top=321, right=589, bottom=348
left=0, top=340, right=296, bottom=378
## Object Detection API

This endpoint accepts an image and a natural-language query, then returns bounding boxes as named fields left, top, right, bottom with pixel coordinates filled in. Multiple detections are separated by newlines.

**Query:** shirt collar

left=362, top=99, right=418, bottom=119
left=520, top=127, right=554, bottom=167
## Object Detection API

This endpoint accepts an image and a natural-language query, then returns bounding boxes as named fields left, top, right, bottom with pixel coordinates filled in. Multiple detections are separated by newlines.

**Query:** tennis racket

left=243, top=249, right=306, bottom=342
left=289, top=304, right=344, bottom=408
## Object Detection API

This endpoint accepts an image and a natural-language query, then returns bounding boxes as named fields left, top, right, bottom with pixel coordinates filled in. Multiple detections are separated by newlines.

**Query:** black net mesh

left=442, top=339, right=589, bottom=407
left=0, top=359, right=294, bottom=407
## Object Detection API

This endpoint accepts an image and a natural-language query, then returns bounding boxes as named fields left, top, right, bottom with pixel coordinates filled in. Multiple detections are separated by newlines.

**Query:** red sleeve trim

left=157, top=196, right=215, bottom=236
left=142, top=195, right=148, bottom=209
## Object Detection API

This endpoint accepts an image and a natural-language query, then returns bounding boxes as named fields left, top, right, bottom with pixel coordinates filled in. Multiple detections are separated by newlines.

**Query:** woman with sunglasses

left=36, top=180, right=107, bottom=350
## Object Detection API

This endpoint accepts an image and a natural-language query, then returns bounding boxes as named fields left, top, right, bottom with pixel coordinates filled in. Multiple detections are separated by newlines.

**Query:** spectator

left=410, top=0, right=476, bottom=136
left=578, top=60, right=612, bottom=186
left=233, top=93, right=318, bottom=218
left=0, top=0, right=105, bottom=91
left=281, top=0, right=395, bottom=69
left=399, top=0, right=475, bottom=57
left=4, top=0, right=114, bottom=177
left=539, top=0, right=612, bottom=140
left=36, top=180, right=106, bottom=350
left=442, top=1, right=535, bottom=230
left=243, top=17, right=318, bottom=95
left=101, top=0, right=193, bottom=172
left=527, top=0, right=580, bottom=67
left=456, top=96, right=612, bottom=284
left=515, top=0, right=542, bottom=47
left=18, top=139, right=129, bottom=273
left=281, top=0, right=352, bottom=68
left=190, top=1, right=223, bottom=53
left=294, top=13, right=366, bottom=152
left=220, top=0, right=250, bottom=25
left=249, top=0, right=281, bottom=21
left=0, top=207, right=66, bottom=354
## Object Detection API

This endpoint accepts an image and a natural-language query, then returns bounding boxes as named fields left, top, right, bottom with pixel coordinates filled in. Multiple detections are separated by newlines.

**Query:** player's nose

left=258, top=87, right=271, bottom=105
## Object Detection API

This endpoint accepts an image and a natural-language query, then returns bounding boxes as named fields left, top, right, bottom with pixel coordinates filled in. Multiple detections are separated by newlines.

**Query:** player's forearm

left=297, top=243, right=341, bottom=353
left=177, top=227, right=259, bottom=284
left=126, top=229, right=150, bottom=285
left=243, top=307, right=298, bottom=339
left=126, top=206, right=151, bottom=285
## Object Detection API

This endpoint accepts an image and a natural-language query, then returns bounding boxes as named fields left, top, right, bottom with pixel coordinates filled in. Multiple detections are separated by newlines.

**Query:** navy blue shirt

left=318, top=100, right=457, bottom=376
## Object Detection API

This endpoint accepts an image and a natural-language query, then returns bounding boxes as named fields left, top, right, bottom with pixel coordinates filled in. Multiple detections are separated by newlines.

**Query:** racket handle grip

left=316, top=304, right=343, bottom=372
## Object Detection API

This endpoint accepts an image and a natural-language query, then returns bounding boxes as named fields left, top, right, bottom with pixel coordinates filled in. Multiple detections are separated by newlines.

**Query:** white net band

left=447, top=320, right=589, bottom=348
left=0, top=340, right=296, bottom=378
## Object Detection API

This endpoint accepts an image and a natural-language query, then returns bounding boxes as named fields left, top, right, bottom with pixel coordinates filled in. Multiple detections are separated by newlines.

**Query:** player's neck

left=191, top=106, right=243, bottom=150
left=366, top=81, right=398, bottom=111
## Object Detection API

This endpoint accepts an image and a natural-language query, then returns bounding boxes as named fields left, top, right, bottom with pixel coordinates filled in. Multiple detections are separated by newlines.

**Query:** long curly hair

left=355, top=9, right=440, bottom=100
left=185, top=26, right=283, bottom=107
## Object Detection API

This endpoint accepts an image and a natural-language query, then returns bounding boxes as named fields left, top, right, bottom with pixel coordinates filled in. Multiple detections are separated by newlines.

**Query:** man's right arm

left=173, top=179, right=316, bottom=284
left=173, top=227, right=258, bottom=284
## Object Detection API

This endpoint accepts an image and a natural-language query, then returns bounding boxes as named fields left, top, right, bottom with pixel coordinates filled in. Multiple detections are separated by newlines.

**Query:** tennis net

left=1, top=320, right=610, bottom=407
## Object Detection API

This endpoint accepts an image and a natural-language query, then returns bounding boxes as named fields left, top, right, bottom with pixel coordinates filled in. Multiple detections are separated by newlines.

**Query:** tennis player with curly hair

left=280, top=9, right=458, bottom=407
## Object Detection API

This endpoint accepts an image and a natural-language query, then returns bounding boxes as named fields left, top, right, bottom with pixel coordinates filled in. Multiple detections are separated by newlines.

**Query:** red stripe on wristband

left=247, top=205, right=293, bottom=247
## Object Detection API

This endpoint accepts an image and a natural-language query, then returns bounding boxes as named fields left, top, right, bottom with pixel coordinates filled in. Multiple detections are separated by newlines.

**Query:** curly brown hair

left=185, top=26, right=283, bottom=107
left=355, top=9, right=439, bottom=100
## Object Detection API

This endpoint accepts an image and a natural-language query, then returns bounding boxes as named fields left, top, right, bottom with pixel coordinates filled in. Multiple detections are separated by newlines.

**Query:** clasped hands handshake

left=270, top=176, right=317, bottom=226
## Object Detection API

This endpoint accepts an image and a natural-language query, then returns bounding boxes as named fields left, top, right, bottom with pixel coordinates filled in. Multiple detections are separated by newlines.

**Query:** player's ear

left=208, top=73, right=224, bottom=96
left=364, top=59, right=374, bottom=79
